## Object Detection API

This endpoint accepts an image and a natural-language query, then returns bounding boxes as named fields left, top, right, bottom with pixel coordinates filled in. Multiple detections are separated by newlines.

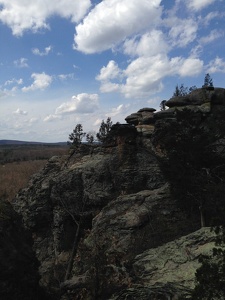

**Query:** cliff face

left=11, top=87, right=225, bottom=299
left=0, top=200, right=46, bottom=300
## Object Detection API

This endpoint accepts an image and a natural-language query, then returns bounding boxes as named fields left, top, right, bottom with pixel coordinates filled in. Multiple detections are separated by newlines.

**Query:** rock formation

left=0, top=199, right=48, bottom=299
left=7, top=87, right=225, bottom=299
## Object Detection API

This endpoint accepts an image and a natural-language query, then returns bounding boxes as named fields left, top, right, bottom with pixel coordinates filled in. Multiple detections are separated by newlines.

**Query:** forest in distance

left=0, top=142, right=68, bottom=202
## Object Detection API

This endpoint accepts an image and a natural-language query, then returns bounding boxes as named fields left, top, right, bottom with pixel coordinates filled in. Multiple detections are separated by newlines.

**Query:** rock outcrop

left=10, top=87, right=225, bottom=299
left=111, top=227, right=215, bottom=299
left=0, top=199, right=47, bottom=300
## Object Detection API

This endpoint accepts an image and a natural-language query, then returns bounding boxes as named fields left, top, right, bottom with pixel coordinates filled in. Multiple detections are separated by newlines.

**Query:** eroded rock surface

left=11, top=87, right=225, bottom=299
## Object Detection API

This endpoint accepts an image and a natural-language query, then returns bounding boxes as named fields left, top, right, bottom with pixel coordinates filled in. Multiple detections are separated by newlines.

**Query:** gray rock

left=133, top=227, right=215, bottom=290
left=125, top=108, right=156, bottom=125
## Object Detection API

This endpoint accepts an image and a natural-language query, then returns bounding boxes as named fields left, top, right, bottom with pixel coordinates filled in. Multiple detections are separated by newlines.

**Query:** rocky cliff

left=0, top=199, right=48, bottom=300
left=9, top=87, right=225, bottom=299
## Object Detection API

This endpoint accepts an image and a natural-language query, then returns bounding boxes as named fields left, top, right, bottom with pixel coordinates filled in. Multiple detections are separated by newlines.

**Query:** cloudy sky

left=0, top=0, right=225, bottom=142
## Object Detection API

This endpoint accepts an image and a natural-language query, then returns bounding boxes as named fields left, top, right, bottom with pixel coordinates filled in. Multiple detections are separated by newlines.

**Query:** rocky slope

left=10, top=86, right=225, bottom=299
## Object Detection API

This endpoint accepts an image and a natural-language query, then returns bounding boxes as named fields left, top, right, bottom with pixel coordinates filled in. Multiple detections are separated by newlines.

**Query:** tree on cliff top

left=68, top=124, right=86, bottom=147
left=203, top=73, right=214, bottom=87
left=173, top=84, right=197, bottom=97
left=96, top=117, right=113, bottom=143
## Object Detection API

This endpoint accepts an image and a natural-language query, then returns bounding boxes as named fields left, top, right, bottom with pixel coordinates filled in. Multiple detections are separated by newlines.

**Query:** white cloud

left=207, top=57, right=225, bottom=73
left=4, top=78, right=23, bottom=86
left=168, top=18, right=198, bottom=47
left=55, top=93, right=99, bottom=115
left=199, top=29, right=223, bottom=45
left=177, top=57, right=203, bottom=77
left=74, top=0, right=162, bottom=53
left=96, top=60, right=122, bottom=93
left=121, top=55, right=168, bottom=98
left=99, top=82, right=121, bottom=93
left=201, top=11, right=221, bottom=26
left=14, top=58, right=28, bottom=68
left=97, top=55, right=203, bottom=99
left=186, top=0, right=216, bottom=11
left=58, top=73, right=75, bottom=81
left=107, top=104, right=130, bottom=118
left=32, top=46, right=52, bottom=56
left=22, top=72, right=52, bottom=92
left=0, top=0, right=91, bottom=36
left=13, top=108, right=28, bottom=115
left=44, top=114, right=61, bottom=122
left=96, top=60, right=122, bottom=81
left=123, top=30, right=168, bottom=57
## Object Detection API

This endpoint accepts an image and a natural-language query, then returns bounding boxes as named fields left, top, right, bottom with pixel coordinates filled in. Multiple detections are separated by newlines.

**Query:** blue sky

left=0, top=0, right=225, bottom=142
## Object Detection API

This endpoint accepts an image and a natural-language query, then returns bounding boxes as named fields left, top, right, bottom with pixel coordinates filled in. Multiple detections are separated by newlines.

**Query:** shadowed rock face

left=0, top=200, right=46, bottom=300
left=110, top=228, right=215, bottom=300
left=10, top=87, right=225, bottom=299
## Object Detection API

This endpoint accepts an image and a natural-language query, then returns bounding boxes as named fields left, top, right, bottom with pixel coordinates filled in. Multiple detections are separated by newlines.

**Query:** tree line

left=68, top=117, right=113, bottom=147
left=160, top=73, right=214, bottom=111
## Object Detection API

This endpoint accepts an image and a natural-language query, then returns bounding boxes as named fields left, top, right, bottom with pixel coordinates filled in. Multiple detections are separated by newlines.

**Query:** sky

left=0, top=0, right=225, bottom=142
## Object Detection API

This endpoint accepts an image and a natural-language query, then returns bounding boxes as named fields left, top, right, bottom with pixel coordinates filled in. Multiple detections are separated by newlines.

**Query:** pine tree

left=68, top=124, right=86, bottom=146
left=203, top=73, right=214, bottom=87
left=173, top=84, right=189, bottom=97
left=96, top=117, right=113, bottom=143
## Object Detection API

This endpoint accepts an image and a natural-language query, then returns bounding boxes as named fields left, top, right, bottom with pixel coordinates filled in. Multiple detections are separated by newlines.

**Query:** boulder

left=125, top=108, right=156, bottom=125
left=165, top=87, right=225, bottom=108
left=111, top=228, right=217, bottom=300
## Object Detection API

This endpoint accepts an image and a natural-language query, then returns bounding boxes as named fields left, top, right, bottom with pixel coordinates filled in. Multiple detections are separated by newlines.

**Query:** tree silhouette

left=96, top=117, right=113, bottom=143
left=68, top=124, right=86, bottom=147
left=203, top=73, right=214, bottom=87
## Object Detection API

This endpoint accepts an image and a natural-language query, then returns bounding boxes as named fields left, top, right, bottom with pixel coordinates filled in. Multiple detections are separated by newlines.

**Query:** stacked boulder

left=125, top=107, right=156, bottom=137
left=155, top=87, right=225, bottom=120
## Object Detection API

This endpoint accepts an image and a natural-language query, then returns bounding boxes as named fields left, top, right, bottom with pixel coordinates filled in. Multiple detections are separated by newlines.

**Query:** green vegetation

left=172, top=74, right=213, bottom=98
left=96, top=117, right=113, bottom=143
left=192, top=241, right=225, bottom=299
left=68, top=124, right=86, bottom=147
left=173, top=83, right=197, bottom=97
left=68, top=117, right=113, bottom=149
left=203, top=73, right=214, bottom=87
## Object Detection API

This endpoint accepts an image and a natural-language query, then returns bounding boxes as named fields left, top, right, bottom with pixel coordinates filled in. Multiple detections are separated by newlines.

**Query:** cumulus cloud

left=32, top=46, right=52, bottom=56
left=22, top=72, right=52, bottom=92
left=74, top=0, right=162, bottom=53
left=55, top=93, right=99, bottom=115
left=13, top=108, right=28, bottom=115
left=0, top=0, right=91, bottom=36
left=123, top=30, right=168, bottom=57
left=97, top=55, right=203, bottom=99
left=96, top=60, right=122, bottom=82
left=185, top=0, right=216, bottom=11
left=14, top=58, right=28, bottom=68
left=177, top=57, right=203, bottom=77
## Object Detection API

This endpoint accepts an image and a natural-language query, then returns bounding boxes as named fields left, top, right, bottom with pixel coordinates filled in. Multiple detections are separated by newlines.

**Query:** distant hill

left=0, top=140, right=67, bottom=146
